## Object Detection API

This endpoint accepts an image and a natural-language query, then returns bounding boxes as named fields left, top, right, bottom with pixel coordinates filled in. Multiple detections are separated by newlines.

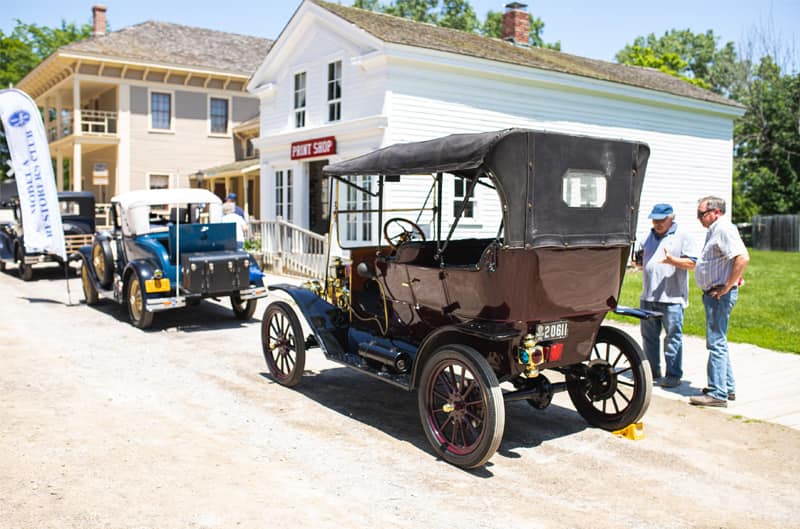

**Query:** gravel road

left=1, top=266, right=799, bottom=529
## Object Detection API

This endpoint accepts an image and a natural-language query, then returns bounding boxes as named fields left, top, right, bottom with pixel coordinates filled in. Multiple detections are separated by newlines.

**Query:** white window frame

left=274, top=168, right=294, bottom=222
left=344, top=175, right=373, bottom=244
left=293, top=71, right=307, bottom=128
left=147, top=172, right=172, bottom=190
left=453, top=176, right=476, bottom=219
left=148, top=89, right=174, bottom=133
left=208, top=95, right=231, bottom=136
left=327, top=60, right=342, bottom=123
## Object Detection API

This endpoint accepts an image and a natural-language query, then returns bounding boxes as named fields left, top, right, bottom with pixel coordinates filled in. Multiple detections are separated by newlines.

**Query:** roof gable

left=311, top=0, right=739, bottom=108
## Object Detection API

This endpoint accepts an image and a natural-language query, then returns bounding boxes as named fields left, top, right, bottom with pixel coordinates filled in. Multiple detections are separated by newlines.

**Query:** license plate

left=536, top=320, right=568, bottom=341
left=145, top=278, right=171, bottom=293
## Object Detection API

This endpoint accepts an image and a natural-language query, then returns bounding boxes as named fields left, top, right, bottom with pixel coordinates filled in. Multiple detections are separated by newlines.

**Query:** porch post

left=72, top=143, right=83, bottom=192
left=56, top=150, right=64, bottom=190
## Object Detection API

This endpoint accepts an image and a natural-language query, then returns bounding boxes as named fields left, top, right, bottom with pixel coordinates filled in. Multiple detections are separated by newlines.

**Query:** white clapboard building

left=248, top=0, right=744, bottom=245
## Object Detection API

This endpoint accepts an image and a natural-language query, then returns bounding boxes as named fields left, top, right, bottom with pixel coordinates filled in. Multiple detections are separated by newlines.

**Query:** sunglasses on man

left=697, top=208, right=716, bottom=219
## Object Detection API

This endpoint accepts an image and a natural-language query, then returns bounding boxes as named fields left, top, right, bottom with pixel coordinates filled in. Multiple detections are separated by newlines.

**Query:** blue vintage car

left=76, top=188, right=267, bottom=328
left=0, top=186, right=95, bottom=281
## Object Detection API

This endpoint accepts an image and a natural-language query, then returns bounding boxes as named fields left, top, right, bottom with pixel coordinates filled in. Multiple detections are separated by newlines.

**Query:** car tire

left=566, top=326, right=652, bottom=430
left=261, top=301, right=305, bottom=387
left=418, top=344, right=505, bottom=469
left=126, top=274, right=154, bottom=329
left=92, top=238, right=114, bottom=289
left=231, top=294, right=257, bottom=320
left=16, top=245, right=33, bottom=281
left=81, top=262, right=99, bottom=305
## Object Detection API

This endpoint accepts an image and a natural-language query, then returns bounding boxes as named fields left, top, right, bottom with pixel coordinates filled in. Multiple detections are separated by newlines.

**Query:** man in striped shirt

left=690, top=196, right=750, bottom=408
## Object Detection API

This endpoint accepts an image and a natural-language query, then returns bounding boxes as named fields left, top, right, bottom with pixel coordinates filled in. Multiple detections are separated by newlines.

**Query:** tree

left=616, top=28, right=800, bottom=221
left=0, top=20, right=91, bottom=181
left=733, top=57, right=800, bottom=219
left=383, top=0, right=439, bottom=24
left=615, top=29, right=739, bottom=94
left=481, top=11, right=560, bottom=50
left=438, top=0, right=478, bottom=33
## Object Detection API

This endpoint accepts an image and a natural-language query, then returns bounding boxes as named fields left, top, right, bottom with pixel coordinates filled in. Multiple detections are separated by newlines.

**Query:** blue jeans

left=640, top=300, right=685, bottom=379
left=703, top=288, right=738, bottom=401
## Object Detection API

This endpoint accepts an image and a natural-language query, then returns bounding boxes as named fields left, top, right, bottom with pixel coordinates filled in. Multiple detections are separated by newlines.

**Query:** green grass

left=608, top=249, right=800, bottom=353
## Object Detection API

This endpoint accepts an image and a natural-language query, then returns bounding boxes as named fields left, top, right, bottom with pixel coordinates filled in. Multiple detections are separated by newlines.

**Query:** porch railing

left=47, top=110, right=118, bottom=141
left=249, top=218, right=328, bottom=279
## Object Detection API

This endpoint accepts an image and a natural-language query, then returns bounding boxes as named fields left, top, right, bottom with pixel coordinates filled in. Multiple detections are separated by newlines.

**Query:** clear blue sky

left=3, top=1, right=798, bottom=67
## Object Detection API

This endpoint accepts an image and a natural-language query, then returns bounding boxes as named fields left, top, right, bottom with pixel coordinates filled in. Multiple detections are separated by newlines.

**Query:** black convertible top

left=324, top=129, right=650, bottom=249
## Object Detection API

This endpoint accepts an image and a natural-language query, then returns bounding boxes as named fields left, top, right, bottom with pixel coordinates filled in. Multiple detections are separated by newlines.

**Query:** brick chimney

left=502, top=2, right=530, bottom=45
left=92, top=5, right=107, bottom=38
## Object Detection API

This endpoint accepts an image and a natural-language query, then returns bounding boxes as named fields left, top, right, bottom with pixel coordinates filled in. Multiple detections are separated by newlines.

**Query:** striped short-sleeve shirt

left=695, top=217, right=749, bottom=291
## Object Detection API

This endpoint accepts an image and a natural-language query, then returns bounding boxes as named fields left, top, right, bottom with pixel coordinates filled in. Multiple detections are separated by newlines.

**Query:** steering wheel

left=383, top=217, right=426, bottom=249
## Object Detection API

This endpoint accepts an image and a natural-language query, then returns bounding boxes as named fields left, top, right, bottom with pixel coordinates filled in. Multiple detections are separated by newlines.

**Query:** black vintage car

left=0, top=183, right=95, bottom=280
left=261, top=129, right=656, bottom=468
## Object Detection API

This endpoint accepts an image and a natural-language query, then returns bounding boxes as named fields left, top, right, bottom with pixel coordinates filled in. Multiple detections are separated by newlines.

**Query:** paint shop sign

left=291, top=136, right=336, bottom=160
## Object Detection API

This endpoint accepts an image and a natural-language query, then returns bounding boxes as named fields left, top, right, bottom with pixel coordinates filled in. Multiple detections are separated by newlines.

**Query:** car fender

left=410, top=322, right=519, bottom=390
left=123, top=259, right=160, bottom=296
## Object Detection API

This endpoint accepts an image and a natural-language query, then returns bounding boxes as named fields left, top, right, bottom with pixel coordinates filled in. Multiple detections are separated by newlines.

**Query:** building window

left=346, top=175, right=372, bottom=242
left=244, top=138, right=255, bottom=159
left=327, top=61, right=341, bottom=122
left=294, top=72, right=306, bottom=128
left=210, top=97, right=229, bottom=134
left=275, top=169, right=293, bottom=222
left=150, top=92, right=171, bottom=130
left=453, top=176, right=475, bottom=218
left=149, top=174, right=170, bottom=189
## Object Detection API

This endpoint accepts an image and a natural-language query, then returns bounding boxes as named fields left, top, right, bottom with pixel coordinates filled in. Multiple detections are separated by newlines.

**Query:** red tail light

left=545, top=343, right=564, bottom=362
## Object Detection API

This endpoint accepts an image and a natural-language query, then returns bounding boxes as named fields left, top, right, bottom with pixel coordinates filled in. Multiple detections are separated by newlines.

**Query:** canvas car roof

left=112, top=188, right=222, bottom=210
left=324, top=128, right=650, bottom=249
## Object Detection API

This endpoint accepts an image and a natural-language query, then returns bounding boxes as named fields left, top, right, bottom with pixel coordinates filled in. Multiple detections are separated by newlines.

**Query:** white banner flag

left=0, top=88, right=65, bottom=259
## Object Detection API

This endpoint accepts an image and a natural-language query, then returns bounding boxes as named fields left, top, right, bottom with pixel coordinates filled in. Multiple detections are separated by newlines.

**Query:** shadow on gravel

left=81, top=297, right=260, bottom=333
left=260, top=367, right=588, bottom=477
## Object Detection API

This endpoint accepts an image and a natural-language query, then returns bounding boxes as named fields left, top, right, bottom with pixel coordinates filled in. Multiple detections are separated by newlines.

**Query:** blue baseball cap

left=648, top=203, right=674, bottom=220
left=226, top=193, right=237, bottom=200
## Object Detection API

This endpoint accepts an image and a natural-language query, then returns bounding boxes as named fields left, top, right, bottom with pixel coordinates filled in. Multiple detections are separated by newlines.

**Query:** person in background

left=225, top=192, right=245, bottom=219
left=690, top=196, right=749, bottom=408
left=222, top=201, right=248, bottom=250
left=636, top=203, right=697, bottom=388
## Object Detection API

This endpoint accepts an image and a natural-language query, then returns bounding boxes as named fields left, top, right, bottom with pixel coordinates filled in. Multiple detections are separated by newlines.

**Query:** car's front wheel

left=231, top=293, right=257, bottom=320
left=126, top=275, right=154, bottom=329
left=261, top=301, right=305, bottom=387
left=16, top=246, right=32, bottom=281
left=81, top=262, right=98, bottom=305
left=418, top=344, right=505, bottom=469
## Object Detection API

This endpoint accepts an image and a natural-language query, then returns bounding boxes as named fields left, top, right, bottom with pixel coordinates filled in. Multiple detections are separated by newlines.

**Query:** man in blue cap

left=636, top=203, right=697, bottom=388
left=225, top=192, right=245, bottom=219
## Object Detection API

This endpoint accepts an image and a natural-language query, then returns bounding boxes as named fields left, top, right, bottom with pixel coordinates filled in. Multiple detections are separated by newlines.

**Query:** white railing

left=49, top=110, right=118, bottom=141
left=80, top=110, right=118, bottom=135
left=95, top=203, right=113, bottom=231
left=249, top=218, right=328, bottom=278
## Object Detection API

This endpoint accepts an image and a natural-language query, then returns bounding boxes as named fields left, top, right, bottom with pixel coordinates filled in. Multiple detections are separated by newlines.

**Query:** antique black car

left=0, top=184, right=95, bottom=280
left=261, top=129, right=655, bottom=468
left=77, top=188, right=267, bottom=329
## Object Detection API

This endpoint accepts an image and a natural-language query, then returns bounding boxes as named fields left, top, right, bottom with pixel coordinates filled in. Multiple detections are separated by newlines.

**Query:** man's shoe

left=660, top=376, right=681, bottom=388
left=702, top=387, right=736, bottom=401
left=689, top=395, right=727, bottom=408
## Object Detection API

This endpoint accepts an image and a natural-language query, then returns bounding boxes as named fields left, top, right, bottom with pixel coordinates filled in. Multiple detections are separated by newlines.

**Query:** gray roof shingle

left=62, top=21, right=272, bottom=75
left=312, top=0, right=739, bottom=108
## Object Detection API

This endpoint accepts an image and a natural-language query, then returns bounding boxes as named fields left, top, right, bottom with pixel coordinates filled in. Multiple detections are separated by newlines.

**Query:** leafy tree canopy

left=0, top=20, right=91, bottom=180
left=617, top=29, right=800, bottom=221
left=616, top=29, right=740, bottom=94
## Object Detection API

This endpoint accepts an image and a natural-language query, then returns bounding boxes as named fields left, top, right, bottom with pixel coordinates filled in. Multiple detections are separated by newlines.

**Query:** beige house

left=16, top=6, right=271, bottom=204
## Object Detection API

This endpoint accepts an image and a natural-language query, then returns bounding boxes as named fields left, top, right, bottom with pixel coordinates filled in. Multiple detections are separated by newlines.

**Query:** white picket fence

left=249, top=218, right=327, bottom=278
